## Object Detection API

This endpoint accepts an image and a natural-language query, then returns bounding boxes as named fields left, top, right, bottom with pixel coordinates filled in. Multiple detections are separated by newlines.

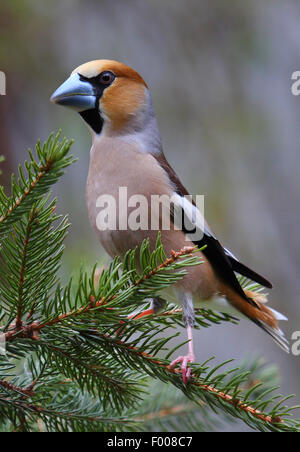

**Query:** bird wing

left=154, top=153, right=272, bottom=301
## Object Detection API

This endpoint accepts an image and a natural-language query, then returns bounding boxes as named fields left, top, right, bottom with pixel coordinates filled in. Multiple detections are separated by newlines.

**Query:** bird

left=51, top=59, right=289, bottom=383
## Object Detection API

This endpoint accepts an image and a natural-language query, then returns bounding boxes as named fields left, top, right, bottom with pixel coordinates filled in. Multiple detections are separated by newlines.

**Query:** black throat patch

left=79, top=108, right=104, bottom=134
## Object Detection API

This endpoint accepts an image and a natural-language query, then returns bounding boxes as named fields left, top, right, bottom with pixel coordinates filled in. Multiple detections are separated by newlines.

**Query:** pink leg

left=169, top=325, right=195, bottom=384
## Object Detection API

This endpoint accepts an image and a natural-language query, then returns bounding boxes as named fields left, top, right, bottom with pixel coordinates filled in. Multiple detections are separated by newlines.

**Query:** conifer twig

left=0, top=380, right=36, bottom=398
left=0, top=161, right=51, bottom=226
left=74, top=329, right=285, bottom=426
left=16, top=208, right=39, bottom=329
left=5, top=246, right=198, bottom=339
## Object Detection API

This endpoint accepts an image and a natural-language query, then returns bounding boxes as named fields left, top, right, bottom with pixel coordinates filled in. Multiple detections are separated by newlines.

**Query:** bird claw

left=169, top=353, right=195, bottom=384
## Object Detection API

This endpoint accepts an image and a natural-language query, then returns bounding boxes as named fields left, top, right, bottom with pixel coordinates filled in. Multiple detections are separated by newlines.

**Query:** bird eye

left=99, top=71, right=115, bottom=85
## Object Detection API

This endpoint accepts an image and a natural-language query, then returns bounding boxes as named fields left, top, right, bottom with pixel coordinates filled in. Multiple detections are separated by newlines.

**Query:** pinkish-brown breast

left=86, top=136, right=218, bottom=299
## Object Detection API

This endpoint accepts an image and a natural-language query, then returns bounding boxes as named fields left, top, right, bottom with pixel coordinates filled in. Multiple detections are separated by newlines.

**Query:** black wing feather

left=194, top=234, right=251, bottom=303
left=228, top=257, right=272, bottom=289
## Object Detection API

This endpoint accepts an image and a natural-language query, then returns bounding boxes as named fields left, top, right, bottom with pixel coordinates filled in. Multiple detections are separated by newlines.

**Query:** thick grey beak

left=50, top=73, right=96, bottom=112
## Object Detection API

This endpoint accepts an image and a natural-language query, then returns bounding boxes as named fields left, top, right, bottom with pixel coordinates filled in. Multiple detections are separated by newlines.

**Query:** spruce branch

left=0, top=132, right=299, bottom=432
left=0, top=131, right=74, bottom=237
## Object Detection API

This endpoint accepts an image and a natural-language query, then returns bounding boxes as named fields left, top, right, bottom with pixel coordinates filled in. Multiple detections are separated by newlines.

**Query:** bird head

left=50, top=60, right=149, bottom=136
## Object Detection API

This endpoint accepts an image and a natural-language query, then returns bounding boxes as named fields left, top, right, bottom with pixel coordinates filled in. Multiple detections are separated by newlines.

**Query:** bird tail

left=221, top=286, right=289, bottom=353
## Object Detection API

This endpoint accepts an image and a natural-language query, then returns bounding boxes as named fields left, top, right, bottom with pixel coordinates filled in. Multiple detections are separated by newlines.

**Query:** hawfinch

left=51, top=60, right=288, bottom=383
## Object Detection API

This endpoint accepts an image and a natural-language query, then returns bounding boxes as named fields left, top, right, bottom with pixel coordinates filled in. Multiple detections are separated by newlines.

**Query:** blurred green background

left=1, top=0, right=299, bottom=431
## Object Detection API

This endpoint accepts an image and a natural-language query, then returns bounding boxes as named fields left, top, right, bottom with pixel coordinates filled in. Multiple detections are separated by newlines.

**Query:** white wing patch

left=171, top=193, right=208, bottom=241
left=172, top=192, right=240, bottom=258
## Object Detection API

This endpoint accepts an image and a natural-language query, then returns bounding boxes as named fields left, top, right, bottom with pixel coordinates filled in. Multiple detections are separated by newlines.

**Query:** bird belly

left=86, top=138, right=218, bottom=299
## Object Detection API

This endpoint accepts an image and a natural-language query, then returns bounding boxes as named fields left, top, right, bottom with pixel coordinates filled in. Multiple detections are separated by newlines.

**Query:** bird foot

left=169, top=352, right=195, bottom=384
